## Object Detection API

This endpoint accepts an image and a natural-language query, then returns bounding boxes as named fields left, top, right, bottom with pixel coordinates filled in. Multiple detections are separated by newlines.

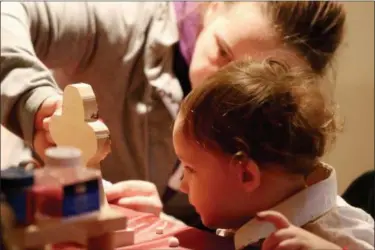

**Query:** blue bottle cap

left=0, top=167, right=34, bottom=191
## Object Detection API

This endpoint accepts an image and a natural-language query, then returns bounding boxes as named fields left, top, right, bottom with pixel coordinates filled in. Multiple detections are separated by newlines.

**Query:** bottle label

left=62, top=178, right=100, bottom=217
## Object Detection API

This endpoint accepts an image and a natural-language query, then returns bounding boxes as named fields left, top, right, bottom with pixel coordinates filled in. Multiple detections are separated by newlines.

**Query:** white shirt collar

left=218, top=163, right=338, bottom=250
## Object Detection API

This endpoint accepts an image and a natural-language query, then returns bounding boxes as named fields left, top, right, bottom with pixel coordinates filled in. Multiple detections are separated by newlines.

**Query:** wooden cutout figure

left=49, top=83, right=111, bottom=208
left=49, top=83, right=111, bottom=168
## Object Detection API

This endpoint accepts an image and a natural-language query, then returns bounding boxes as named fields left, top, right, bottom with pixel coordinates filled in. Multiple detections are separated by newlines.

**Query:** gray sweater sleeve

left=0, top=2, right=114, bottom=146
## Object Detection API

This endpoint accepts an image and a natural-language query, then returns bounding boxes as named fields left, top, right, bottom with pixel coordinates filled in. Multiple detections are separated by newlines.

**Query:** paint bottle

left=33, top=146, right=101, bottom=219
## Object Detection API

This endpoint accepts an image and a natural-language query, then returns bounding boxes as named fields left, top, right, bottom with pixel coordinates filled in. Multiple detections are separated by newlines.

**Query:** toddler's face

left=172, top=115, right=250, bottom=229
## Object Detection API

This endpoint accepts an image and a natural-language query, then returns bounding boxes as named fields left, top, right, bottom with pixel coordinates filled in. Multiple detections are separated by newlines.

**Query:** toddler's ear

left=242, top=160, right=261, bottom=192
left=232, top=153, right=261, bottom=193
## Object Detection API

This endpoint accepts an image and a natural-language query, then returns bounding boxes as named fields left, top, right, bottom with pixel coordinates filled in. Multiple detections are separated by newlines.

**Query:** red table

left=54, top=204, right=236, bottom=250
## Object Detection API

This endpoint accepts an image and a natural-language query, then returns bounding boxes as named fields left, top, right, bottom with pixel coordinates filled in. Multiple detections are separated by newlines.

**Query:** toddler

left=173, top=58, right=374, bottom=249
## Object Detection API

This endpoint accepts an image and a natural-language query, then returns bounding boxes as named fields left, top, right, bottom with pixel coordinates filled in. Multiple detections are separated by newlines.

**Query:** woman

left=1, top=2, right=345, bottom=226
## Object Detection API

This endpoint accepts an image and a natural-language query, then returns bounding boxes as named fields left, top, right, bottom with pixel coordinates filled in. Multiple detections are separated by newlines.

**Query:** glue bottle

left=34, top=146, right=101, bottom=219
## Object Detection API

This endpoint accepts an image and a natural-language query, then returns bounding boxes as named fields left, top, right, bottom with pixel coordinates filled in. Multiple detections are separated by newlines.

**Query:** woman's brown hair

left=265, top=1, right=346, bottom=74
left=178, top=58, right=341, bottom=175
left=196, top=1, right=346, bottom=74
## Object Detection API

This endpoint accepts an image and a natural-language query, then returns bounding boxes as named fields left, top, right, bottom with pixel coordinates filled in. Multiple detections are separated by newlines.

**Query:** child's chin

left=201, top=215, right=222, bottom=229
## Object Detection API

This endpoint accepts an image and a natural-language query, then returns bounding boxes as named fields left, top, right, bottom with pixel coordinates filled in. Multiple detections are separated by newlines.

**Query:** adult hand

left=258, top=210, right=341, bottom=250
left=33, top=95, right=63, bottom=161
left=105, top=180, right=163, bottom=216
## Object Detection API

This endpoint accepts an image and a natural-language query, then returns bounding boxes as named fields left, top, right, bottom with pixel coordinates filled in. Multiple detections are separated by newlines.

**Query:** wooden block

left=8, top=206, right=127, bottom=249
left=9, top=222, right=87, bottom=248
left=155, top=227, right=164, bottom=235
left=75, top=206, right=128, bottom=237
left=114, top=227, right=135, bottom=247
left=155, top=221, right=168, bottom=235
left=87, top=232, right=115, bottom=250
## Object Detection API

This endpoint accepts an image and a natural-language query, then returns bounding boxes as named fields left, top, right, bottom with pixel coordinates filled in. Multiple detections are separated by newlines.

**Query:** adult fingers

left=35, top=95, right=62, bottom=130
left=105, top=180, right=159, bottom=202
left=42, top=106, right=62, bottom=132
left=115, top=196, right=162, bottom=216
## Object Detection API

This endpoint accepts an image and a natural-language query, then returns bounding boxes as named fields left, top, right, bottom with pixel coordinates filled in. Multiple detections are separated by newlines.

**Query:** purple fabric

left=173, top=2, right=201, bottom=65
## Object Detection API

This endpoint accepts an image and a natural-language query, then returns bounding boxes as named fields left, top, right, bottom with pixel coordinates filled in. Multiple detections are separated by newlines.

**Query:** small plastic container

left=0, top=167, right=35, bottom=226
left=33, top=146, right=101, bottom=219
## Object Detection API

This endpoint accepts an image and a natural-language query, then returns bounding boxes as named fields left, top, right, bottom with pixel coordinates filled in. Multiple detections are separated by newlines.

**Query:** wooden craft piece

left=49, top=83, right=111, bottom=168
left=114, top=227, right=135, bottom=247
left=6, top=206, right=128, bottom=250
left=47, top=83, right=133, bottom=248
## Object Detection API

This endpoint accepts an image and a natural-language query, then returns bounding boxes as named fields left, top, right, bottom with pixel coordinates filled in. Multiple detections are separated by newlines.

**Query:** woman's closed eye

left=180, top=165, right=194, bottom=181
left=217, top=43, right=230, bottom=60
left=183, top=165, right=195, bottom=174
left=215, top=35, right=233, bottom=61
left=218, top=44, right=227, bottom=57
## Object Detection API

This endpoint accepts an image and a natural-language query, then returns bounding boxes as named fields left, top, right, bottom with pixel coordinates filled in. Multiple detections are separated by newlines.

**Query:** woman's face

left=189, top=2, right=299, bottom=88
